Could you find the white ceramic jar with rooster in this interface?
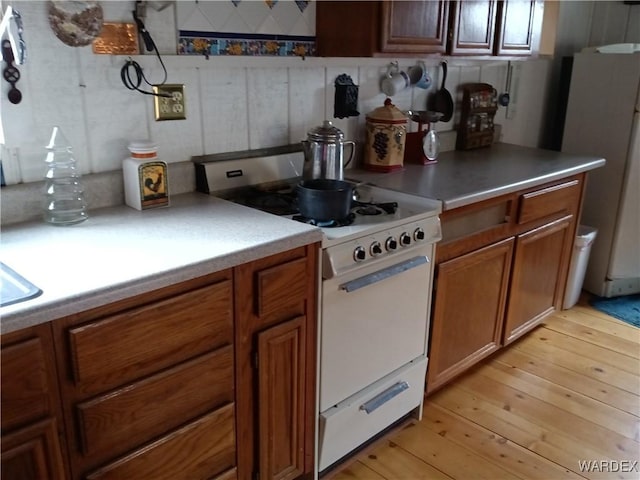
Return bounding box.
[123,140,169,210]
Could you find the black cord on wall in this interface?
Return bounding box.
[120,5,171,98]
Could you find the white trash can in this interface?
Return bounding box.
[563,225,598,309]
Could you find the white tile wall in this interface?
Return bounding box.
[176,0,315,37]
[247,66,289,148]
[288,66,326,143]
[200,67,249,153]
[1,0,550,194]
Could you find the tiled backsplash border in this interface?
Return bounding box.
[178,30,316,57]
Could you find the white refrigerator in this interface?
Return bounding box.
[562,52,640,298]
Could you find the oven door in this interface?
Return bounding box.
[319,244,435,412]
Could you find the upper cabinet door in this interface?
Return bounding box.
[449,0,498,56]
[315,0,543,58]
[495,0,543,55]
[380,0,449,54]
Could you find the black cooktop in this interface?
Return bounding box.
[226,183,398,226]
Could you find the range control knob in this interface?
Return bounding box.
[354,246,366,262]
[400,232,412,246]
[385,237,398,251]
[414,228,425,241]
[370,241,383,256]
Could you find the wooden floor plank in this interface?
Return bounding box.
[419,403,584,479]
[512,331,640,394]
[520,328,639,375]
[327,303,640,480]
[555,307,640,341]
[431,385,632,480]
[542,315,640,358]
[493,346,640,415]
[573,303,640,330]
[390,422,522,480]
[359,439,453,480]
[456,368,640,462]
[478,361,640,441]
[324,461,386,480]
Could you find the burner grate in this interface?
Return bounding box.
[353,201,398,215]
[225,182,406,227]
[292,213,356,228]
[229,187,298,216]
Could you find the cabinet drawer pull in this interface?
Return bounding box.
[360,381,409,414]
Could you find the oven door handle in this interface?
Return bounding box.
[360,381,410,414]
[339,256,429,293]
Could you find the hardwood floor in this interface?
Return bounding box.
[326,299,640,480]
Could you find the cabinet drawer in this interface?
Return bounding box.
[517,179,580,225]
[85,404,236,480]
[76,346,233,458]
[1,337,51,430]
[256,257,307,317]
[67,279,232,390]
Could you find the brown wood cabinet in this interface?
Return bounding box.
[504,215,573,344]
[53,269,237,480]
[1,324,67,480]
[1,244,319,480]
[380,1,450,55]
[235,245,318,480]
[495,0,543,56]
[316,0,543,57]
[449,0,498,55]
[427,237,513,391]
[426,174,584,394]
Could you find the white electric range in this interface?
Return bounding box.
[194,147,442,472]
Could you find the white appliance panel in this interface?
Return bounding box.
[318,356,428,472]
[319,245,433,412]
[562,52,640,297]
[608,112,640,281]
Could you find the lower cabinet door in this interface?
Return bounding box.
[85,404,236,480]
[427,237,514,393]
[257,316,306,480]
[503,215,573,345]
[1,418,66,480]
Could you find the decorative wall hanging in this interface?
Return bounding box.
[334,74,359,119]
[92,23,139,55]
[48,1,104,47]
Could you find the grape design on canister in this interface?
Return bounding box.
[373,131,389,160]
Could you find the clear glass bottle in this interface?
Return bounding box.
[43,126,88,225]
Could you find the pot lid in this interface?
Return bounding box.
[307,120,344,143]
[366,98,408,124]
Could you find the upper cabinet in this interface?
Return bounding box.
[495,0,543,55]
[449,0,498,55]
[379,1,450,54]
[316,0,544,58]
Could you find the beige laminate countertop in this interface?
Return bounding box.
[349,143,606,210]
[1,144,606,335]
[0,193,322,334]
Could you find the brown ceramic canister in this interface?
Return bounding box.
[364,98,408,172]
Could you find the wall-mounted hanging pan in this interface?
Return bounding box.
[428,61,454,122]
